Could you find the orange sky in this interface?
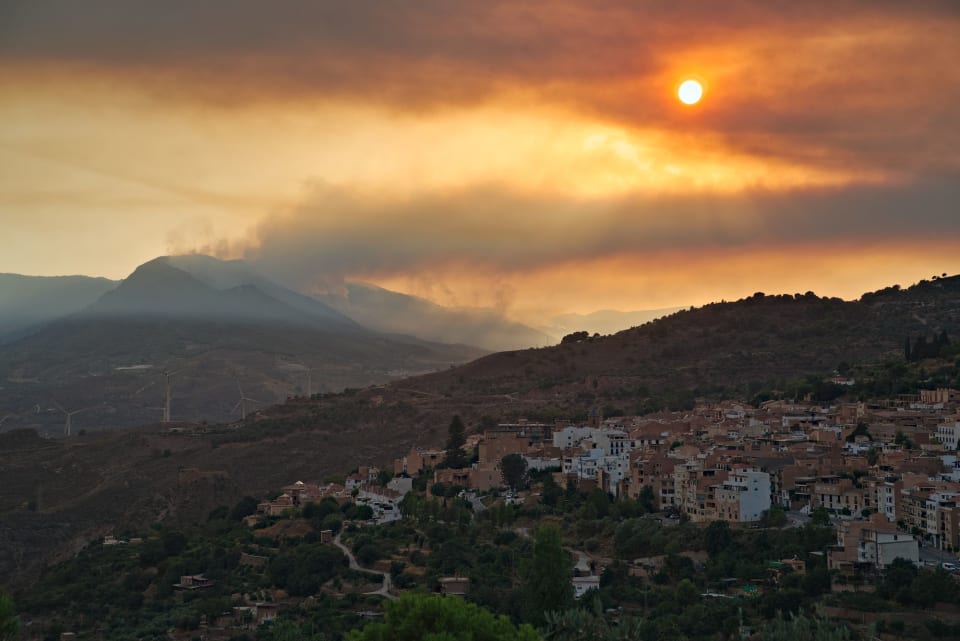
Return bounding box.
[1,1,959,321]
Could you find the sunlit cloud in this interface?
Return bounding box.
[225,179,960,318]
[0,1,958,315]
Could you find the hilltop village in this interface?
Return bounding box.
[14,386,960,641]
[261,387,960,569]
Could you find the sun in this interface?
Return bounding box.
[677,79,703,105]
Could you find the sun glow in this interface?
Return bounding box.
[677,79,703,105]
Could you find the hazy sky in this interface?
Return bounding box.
[2,1,959,320]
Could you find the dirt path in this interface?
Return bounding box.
[333,532,396,599]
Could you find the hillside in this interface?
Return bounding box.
[1,274,958,587]
[317,281,555,351]
[0,273,117,342]
[0,257,484,434]
[546,307,683,337]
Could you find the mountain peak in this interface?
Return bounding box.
[82,255,360,330]
[85,259,215,317]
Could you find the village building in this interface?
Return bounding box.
[829,513,919,573]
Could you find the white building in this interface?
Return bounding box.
[564,448,600,477]
[829,514,920,572]
[858,530,919,568]
[924,491,960,549]
[387,477,413,495]
[876,481,898,521]
[716,469,771,523]
[598,453,631,496]
[593,429,630,457]
[523,455,562,472]
[572,575,600,599]
[936,421,960,451]
[553,426,594,449]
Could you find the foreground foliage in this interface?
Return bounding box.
[762,612,851,641]
[345,593,540,641]
[0,593,17,641]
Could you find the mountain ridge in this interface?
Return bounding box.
[0,272,958,587]
[0,273,118,342]
[84,256,361,331]
[316,281,555,351]
[0,256,486,434]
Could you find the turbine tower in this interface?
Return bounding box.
[51,401,95,436]
[162,369,183,423]
[292,357,314,398]
[232,382,263,421]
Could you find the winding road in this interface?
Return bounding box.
[333,532,396,599]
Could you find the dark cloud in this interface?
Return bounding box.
[2,1,958,175]
[234,179,960,292]
[2,1,955,68]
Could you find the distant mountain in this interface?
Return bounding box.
[167,255,359,329]
[0,273,117,341]
[1,256,556,351]
[0,256,484,434]
[316,281,555,351]
[85,256,359,330]
[547,307,684,337]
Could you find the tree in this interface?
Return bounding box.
[0,593,17,641]
[846,421,871,442]
[501,453,529,491]
[230,495,259,521]
[543,597,645,641]
[866,447,880,467]
[522,525,573,625]
[705,520,733,557]
[910,568,959,607]
[346,593,540,641]
[304,497,340,522]
[445,415,468,468]
[321,513,344,534]
[894,431,914,450]
[269,544,347,596]
[802,566,832,597]
[265,617,327,641]
[762,612,850,641]
[638,485,657,513]
[561,331,590,344]
[810,507,831,527]
[878,558,918,603]
[376,468,393,487]
[675,578,699,606]
[763,505,789,528]
[161,529,188,555]
[541,474,562,507]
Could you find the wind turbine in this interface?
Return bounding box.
[232,382,263,421]
[161,369,183,423]
[51,401,96,436]
[292,357,315,398]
